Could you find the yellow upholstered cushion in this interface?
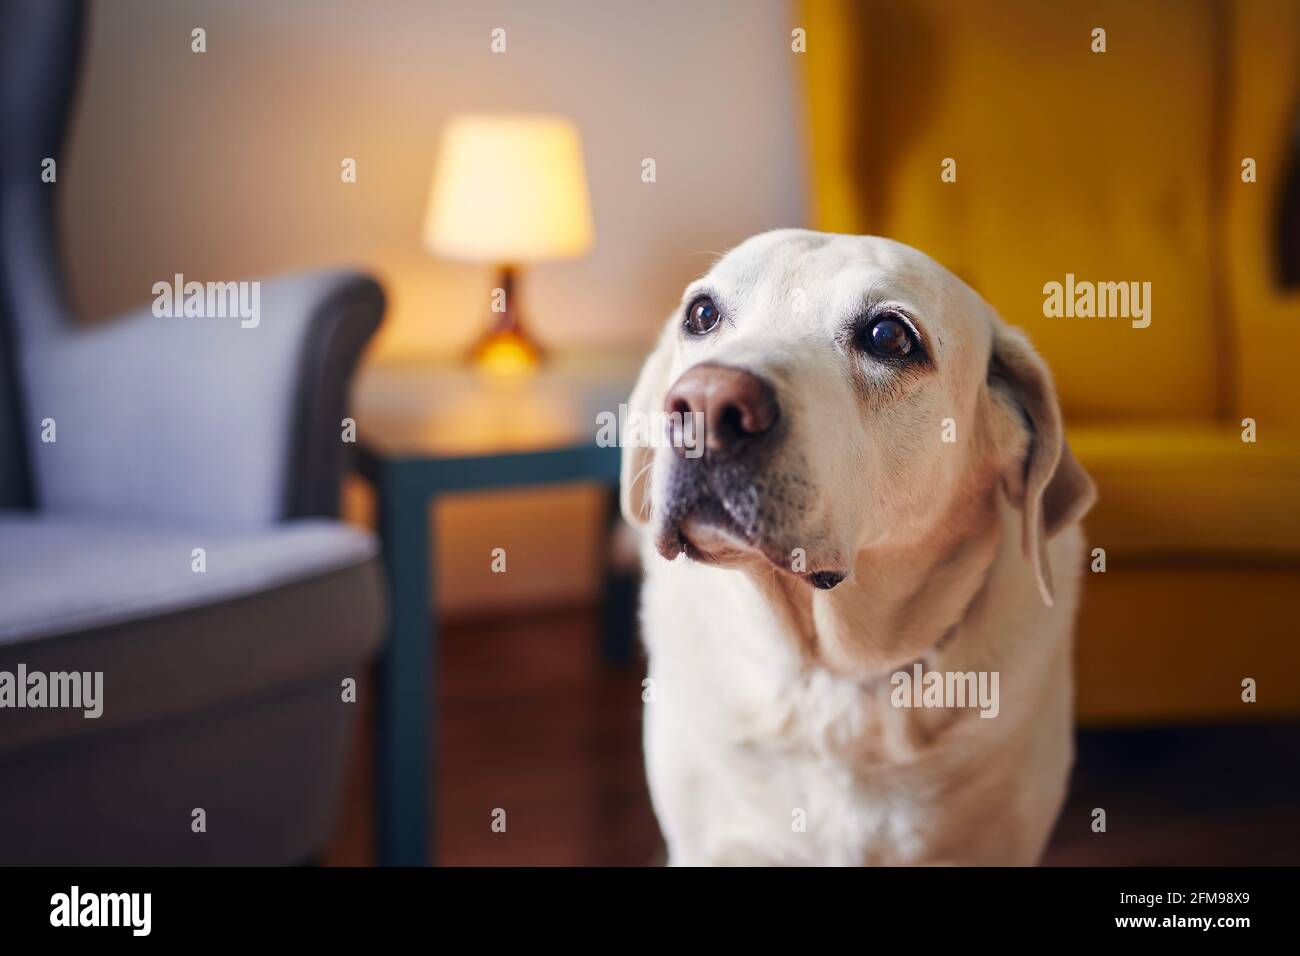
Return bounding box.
[1070,422,1300,558]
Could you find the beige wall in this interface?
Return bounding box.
[62,0,808,613]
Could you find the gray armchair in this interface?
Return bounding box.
[0,0,386,864]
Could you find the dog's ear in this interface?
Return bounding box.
[987,322,1096,607]
[620,321,677,531]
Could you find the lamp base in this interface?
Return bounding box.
[469,324,543,374]
[469,264,543,374]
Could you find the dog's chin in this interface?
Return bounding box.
[677,516,763,568]
[656,510,757,566]
[656,511,848,590]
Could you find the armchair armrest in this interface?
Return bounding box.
[22,269,383,526]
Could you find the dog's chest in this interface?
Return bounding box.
[741,672,958,863]
[642,564,978,864]
[651,655,964,865]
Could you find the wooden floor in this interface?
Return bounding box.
[324,605,1300,866]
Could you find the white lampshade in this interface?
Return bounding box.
[422,113,594,263]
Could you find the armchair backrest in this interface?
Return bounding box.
[0,0,85,507]
[804,0,1300,425]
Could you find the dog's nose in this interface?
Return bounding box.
[665,362,779,458]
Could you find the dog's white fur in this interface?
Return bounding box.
[622,230,1096,866]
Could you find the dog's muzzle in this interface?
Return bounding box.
[652,364,846,590]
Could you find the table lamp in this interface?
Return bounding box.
[423,113,594,373]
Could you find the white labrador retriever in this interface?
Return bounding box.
[621,230,1096,865]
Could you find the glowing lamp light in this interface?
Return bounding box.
[422,113,594,371]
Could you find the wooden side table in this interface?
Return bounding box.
[351,350,642,866]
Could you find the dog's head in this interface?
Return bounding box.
[621,230,1094,606]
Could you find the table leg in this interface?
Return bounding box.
[374,470,434,866]
[599,482,640,666]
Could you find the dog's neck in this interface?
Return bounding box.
[754,484,1008,680]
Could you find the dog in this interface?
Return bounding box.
[621,229,1096,865]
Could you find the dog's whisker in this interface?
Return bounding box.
[629,458,655,520]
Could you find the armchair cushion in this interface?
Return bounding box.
[20,269,382,526]
[0,510,376,645]
[1072,423,1300,559]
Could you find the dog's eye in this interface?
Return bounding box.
[859,313,915,357]
[684,296,721,336]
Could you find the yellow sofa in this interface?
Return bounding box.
[803,0,1300,723]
